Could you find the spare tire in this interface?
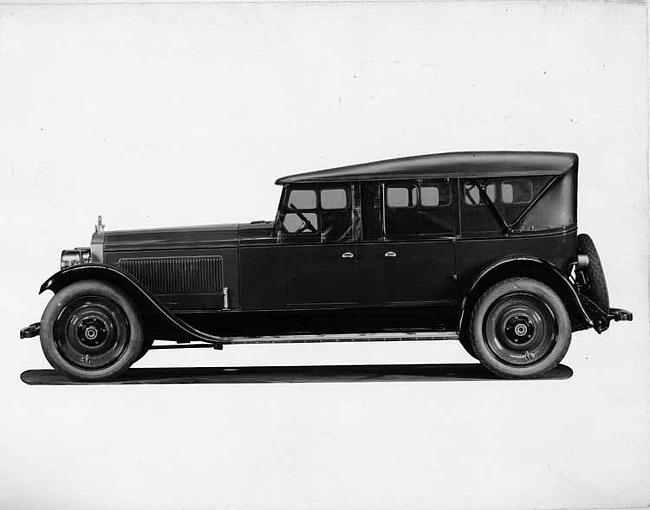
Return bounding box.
[577,233,609,312]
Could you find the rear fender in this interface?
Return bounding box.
[458,256,594,335]
[40,264,224,347]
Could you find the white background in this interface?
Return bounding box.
[0,1,648,509]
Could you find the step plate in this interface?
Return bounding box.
[221,331,459,345]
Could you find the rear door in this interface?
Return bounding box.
[357,180,457,305]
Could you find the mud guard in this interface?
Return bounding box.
[458,256,595,334]
[39,264,224,348]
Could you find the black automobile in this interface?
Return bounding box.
[21,151,632,381]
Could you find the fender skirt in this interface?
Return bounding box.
[39,264,224,348]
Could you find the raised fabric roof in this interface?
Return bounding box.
[275,151,578,185]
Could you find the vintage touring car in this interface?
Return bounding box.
[20,151,632,381]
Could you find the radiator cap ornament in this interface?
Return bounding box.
[95,215,105,234]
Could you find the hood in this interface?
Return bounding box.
[103,223,240,252]
[237,220,276,243]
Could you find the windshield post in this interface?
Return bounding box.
[273,185,288,241]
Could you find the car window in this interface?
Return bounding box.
[501,180,533,204]
[420,186,440,207]
[464,182,496,205]
[460,175,570,237]
[384,180,455,239]
[320,188,348,210]
[282,185,351,242]
[386,185,417,208]
[288,189,317,210]
[282,212,319,234]
[460,179,501,235]
[421,182,452,207]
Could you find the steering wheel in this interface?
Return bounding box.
[288,203,317,233]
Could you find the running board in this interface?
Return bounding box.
[220,331,459,345]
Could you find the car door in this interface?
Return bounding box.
[356,180,457,305]
[279,185,357,306]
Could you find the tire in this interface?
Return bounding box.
[136,337,155,363]
[458,329,478,359]
[577,233,609,312]
[40,280,144,381]
[470,277,571,379]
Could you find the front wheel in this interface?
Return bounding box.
[135,336,155,363]
[470,277,571,379]
[40,280,144,381]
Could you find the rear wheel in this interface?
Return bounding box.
[458,329,478,359]
[470,277,571,379]
[40,280,144,381]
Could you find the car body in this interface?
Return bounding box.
[21,151,632,380]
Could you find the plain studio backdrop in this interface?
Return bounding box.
[0,1,648,509]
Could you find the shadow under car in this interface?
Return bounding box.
[21,363,573,386]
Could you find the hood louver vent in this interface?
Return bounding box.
[119,256,223,294]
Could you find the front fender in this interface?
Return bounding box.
[458,256,594,334]
[40,264,224,346]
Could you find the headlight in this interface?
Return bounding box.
[61,248,91,270]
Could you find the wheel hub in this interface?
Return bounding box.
[504,314,535,344]
[483,293,558,367]
[77,317,108,347]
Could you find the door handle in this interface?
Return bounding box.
[384,251,397,258]
[341,252,354,259]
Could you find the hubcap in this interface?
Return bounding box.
[505,314,535,345]
[484,293,557,366]
[77,317,107,347]
[54,296,130,370]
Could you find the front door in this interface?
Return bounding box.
[281,244,356,305]
[279,184,357,306]
[357,180,458,305]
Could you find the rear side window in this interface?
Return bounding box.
[383,180,455,239]
[386,185,417,208]
[501,180,533,204]
[460,175,561,236]
[463,179,534,207]
[421,182,452,207]
[464,182,496,205]
[461,180,503,235]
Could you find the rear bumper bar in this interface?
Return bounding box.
[608,308,633,322]
[20,322,41,339]
[580,296,633,332]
